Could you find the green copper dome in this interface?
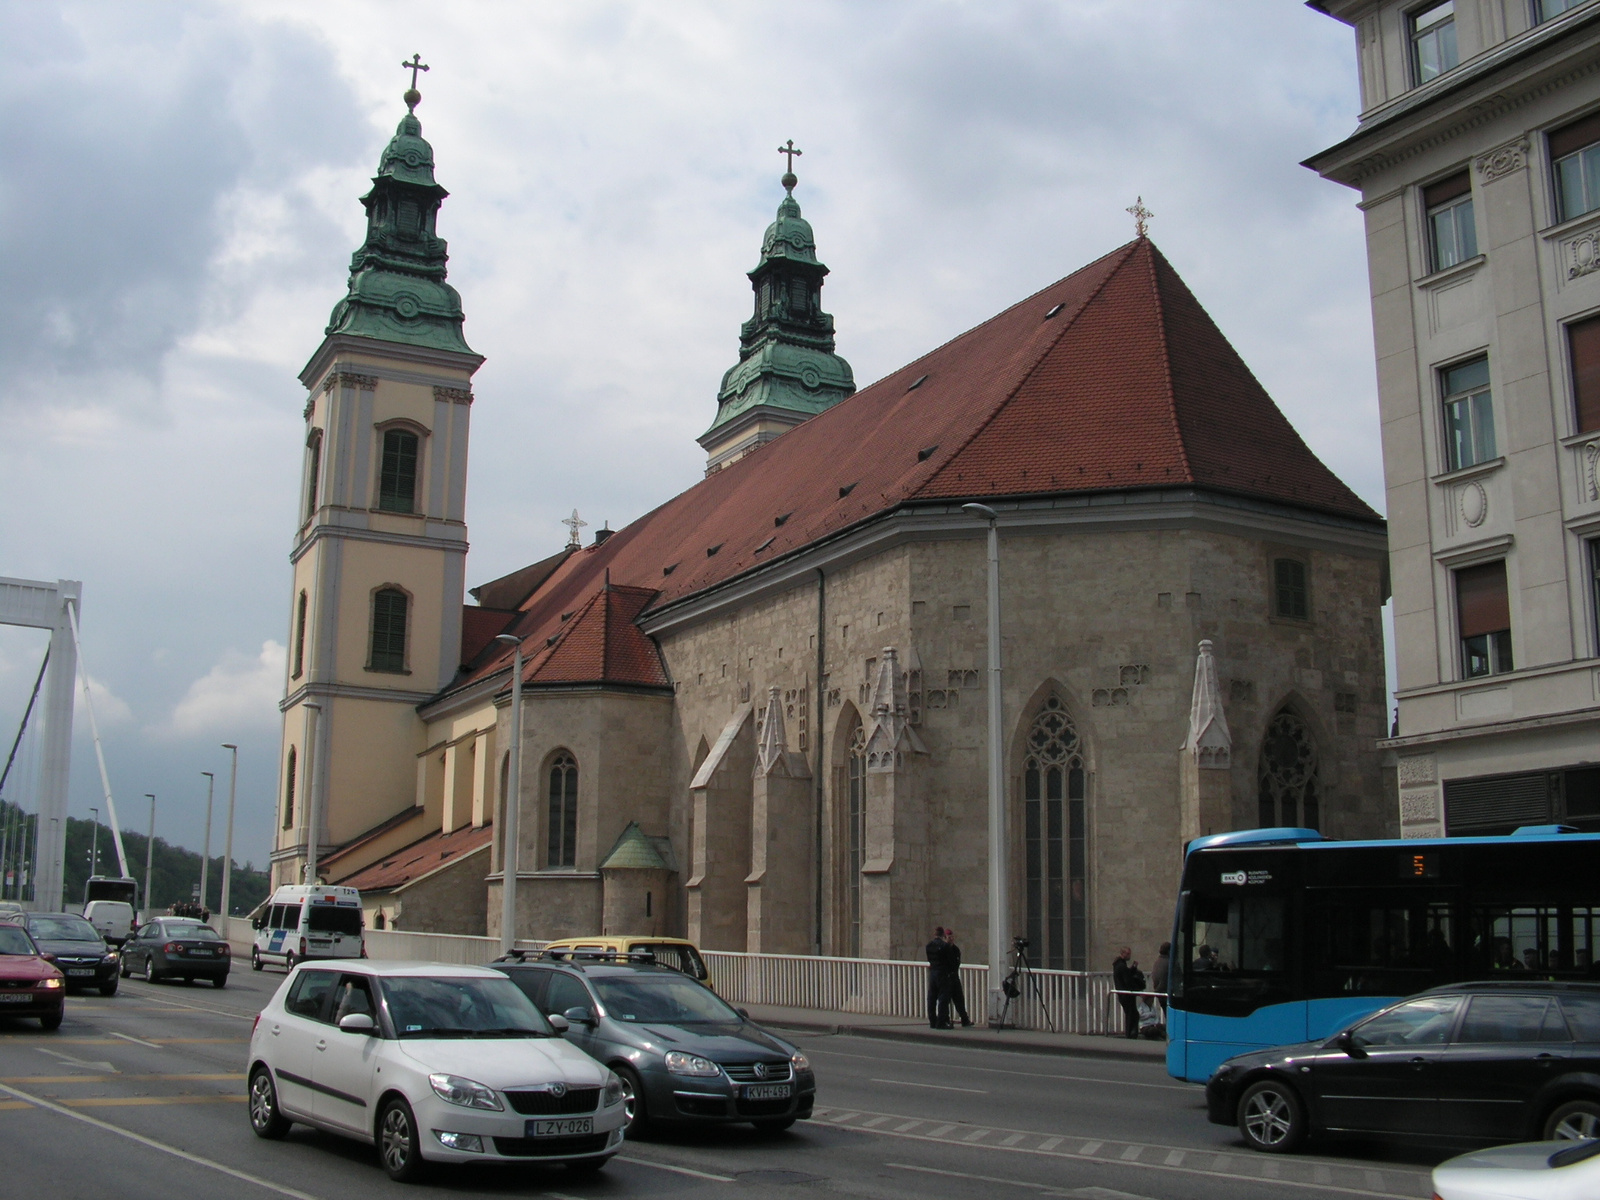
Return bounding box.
[324,97,475,356]
[760,194,818,264]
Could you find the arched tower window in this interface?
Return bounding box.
[547,752,578,868]
[369,589,409,673]
[283,746,297,830]
[292,591,308,680]
[1258,708,1319,829]
[378,428,419,513]
[844,717,867,958]
[304,430,323,522]
[1023,697,1086,971]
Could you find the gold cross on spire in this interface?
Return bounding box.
[777,140,803,173]
[1126,195,1153,239]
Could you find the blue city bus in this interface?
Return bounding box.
[1166,825,1600,1083]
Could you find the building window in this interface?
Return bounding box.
[1552,113,1600,222]
[1442,357,1496,471]
[304,430,322,522]
[292,591,308,680]
[1592,541,1600,655]
[1023,697,1086,971]
[1569,315,1600,434]
[368,588,408,673]
[1538,0,1586,21]
[1410,1,1457,85]
[1274,558,1310,620]
[1456,560,1514,678]
[546,752,578,868]
[1424,172,1476,271]
[1258,709,1319,829]
[282,747,297,830]
[845,718,867,958]
[377,428,419,513]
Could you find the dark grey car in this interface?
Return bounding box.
[490,957,814,1133]
[3,912,119,996]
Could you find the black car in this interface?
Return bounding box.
[3,912,119,996]
[491,954,815,1133]
[1207,980,1600,1152]
[120,918,231,987]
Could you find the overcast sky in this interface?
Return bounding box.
[0,1,1379,887]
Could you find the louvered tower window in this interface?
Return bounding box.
[378,429,419,513]
[369,589,408,673]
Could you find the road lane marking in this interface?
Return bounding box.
[1000,1133,1026,1145]
[1119,1145,1141,1160]
[0,1100,31,1110]
[1163,1150,1184,1165]
[109,1031,163,1049]
[1038,1136,1062,1151]
[0,1081,324,1199]
[116,992,257,1021]
[616,1156,734,1182]
[895,1120,923,1131]
[1078,1141,1102,1155]
[37,1048,117,1072]
[801,1044,1191,1091]
[871,1077,988,1093]
[887,1158,1407,1200]
[61,1096,244,1108]
[928,1123,957,1136]
[862,1115,890,1127]
[1,1074,242,1084]
[962,1128,991,1141]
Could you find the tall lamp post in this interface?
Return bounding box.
[302,703,323,884]
[220,744,237,920]
[199,772,215,913]
[88,808,100,877]
[143,794,156,920]
[962,502,1008,1025]
[494,633,524,956]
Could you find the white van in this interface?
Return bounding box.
[83,900,135,946]
[249,884,363,971]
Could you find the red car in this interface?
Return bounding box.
[0,922,65,1030]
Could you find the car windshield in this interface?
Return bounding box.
[307,905,362,935]
[29,916,101,942]
[0,927,38,955]
[165,924,221,940]
[383,976,553,1038]
[592,974,741,1024]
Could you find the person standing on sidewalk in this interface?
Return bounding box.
[1112,946,1140,1039]
[926,926,951,1028]
[943,928,973,1027]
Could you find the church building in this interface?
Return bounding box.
[273,84,1394,970]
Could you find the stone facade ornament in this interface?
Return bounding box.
[1475,136,1529,184]
[1568,229,1600,280]
[1396,754,1437,787]
[1458,480,1488,528]
[864,647,927,772]
[1182,640,1232,769]
[1586,439,1600,501]
[433,385,473,405]
[754,686,808,778]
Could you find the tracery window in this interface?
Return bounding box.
[547,752,578,869]
[1023,697,1086,971]
[845,718,867,958]
[1258,708,1319,829]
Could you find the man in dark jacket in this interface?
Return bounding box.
[1112,946,1140,1039]
[943,928,973,1027]
[926,927,951,1028]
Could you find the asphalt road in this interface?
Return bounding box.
[0,964,1448,1200]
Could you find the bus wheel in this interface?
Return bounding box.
[1237,1079,1306,1153]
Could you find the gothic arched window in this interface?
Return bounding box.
[369,589,409,673]
[1258,708,1319,829]
[378,428,419,513]
[1023,697,1087,971]
[547,752,578,868]
[845,718,867,958]
[282,746,297,830]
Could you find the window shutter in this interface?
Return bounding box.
[1570,316,1600,433]
[1549,112,1600,160]
[1456,560,1510,637]
[1444,771,1550,834]
[1422,171,1471,208]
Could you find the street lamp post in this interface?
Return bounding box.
[494,633,524,956]
[220,744,237,919]
[88,808,100,877]
[962,502,1008,1025]
[199,772,215,914]
[143,794,155,920]
[301,703,323,884]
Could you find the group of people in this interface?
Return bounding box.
[168,901,211,922]
[1112,942,1170,1040]
[924,926,973,1028]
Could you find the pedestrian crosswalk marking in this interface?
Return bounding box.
[1037,1136,1061,1151]
[894,1120,922,1132]
[1163,1150,1183,1165]
[927,1123,957,1137]
[999,1133,1025,1146]
[862,1116,890,1127]
[1119,1145,1141,1160]
[1077,1141,1102,1156]
[961,1128,989,1142]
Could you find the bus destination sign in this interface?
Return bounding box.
[1399,851,1440,880]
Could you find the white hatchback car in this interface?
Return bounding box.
[248,961,626,1180]
[1433,1139,1600,1200]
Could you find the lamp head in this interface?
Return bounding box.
[494,633,522,646]
[221,743,236,751]
[201,771,214,779]
[961,502,998,522]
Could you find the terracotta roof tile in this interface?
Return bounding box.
[331,821,494,894]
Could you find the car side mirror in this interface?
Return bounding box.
[547,1014,570,1033]
[736,1007,750,1020]
[41,952,56,963]
[337,1013,375,1034]
[252,917,264,930]
[1334,1030,1366,1059]
[563,1006,595,1026]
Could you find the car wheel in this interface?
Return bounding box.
[248,1066,292,1140]
[213,975,228,989]
[99,980,118,998]
[377,1096,426,1182]
[1544,1098,1600,1141]
[1237,1078,1306,1153]
[251,948,263,972]
[614,1065,650,1135]
[39,1009,62,1032]
[752,1117,796,1133]
[284,951,296,973]
[119,957,131,979]
[565,1156,612,1172]
[146,956,162,983]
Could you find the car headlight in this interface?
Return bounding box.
[103,953,119,963]
[663,1051,720,1077]
[791,1052,811,1072]
[603,1072,625,1107]
[428,1073,503,1110]
[41,978,64,990]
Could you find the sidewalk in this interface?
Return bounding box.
[739,1002,1168,1062]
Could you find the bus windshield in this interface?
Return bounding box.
[1176,891,1290,1017]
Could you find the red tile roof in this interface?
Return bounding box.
[452,239,1378,696]
[514,582,670,690]
[331,821,494,894]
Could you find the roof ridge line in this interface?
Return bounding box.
[914,240,1145,497]
[1143,242,1194,482]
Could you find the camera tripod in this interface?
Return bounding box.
[997,936,1055,1031]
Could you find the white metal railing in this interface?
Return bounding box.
[704,950,1117,1034]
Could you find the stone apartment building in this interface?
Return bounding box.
[1308,0,1600,835]
[275,82,1393,969]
